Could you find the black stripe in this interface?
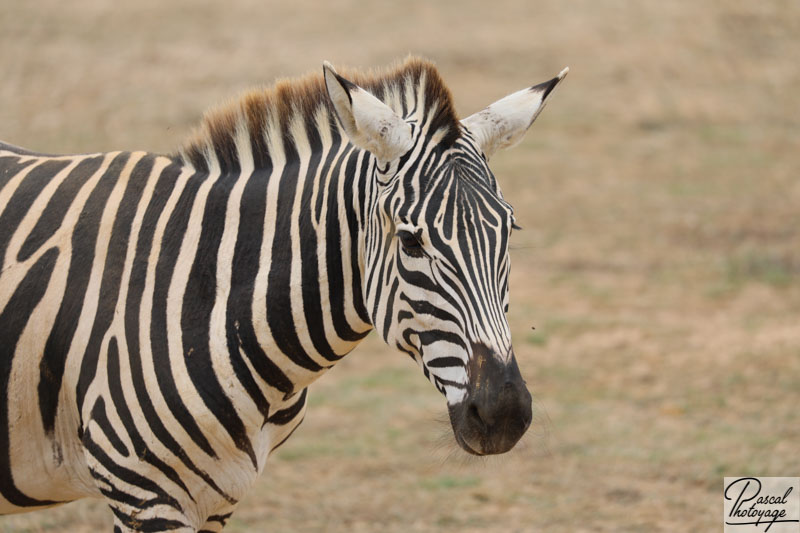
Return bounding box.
[399,293,461,325]
[314,125,340,221]
[0,156,36,194]
[266,389,307,426]
[109,506,188,532]
[212,126,241,176]
[0,159,69,267]
[426,356,465,368]
[433,376,467,391]
[416,330,467,350]
[382,277,399,341]
[88,397,129,458]
[18,155,104,262]
[206,512,233,523]
[0,247,61,507]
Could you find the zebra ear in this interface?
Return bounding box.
[323,61,413,163]
[461,67,569,160]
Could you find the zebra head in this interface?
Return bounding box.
[324,62,567,456]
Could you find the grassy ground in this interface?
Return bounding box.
[2,1,798,531]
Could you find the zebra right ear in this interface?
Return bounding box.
[323,61,413,163]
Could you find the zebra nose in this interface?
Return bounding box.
[463,378,532,454]
[449,345,533,455]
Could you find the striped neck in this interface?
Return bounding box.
[172,57,462,392]
[203,125,377,395]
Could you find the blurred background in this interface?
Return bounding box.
[2,1,798,531]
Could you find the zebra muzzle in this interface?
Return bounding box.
[448,344,532,455]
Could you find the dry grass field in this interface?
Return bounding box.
[2,1,799,531]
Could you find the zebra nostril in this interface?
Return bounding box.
[468,401,497,429]
[467,403,485,428]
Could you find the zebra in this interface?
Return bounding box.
[0,57,567,531]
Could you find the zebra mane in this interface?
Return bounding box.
[178,56,461,173]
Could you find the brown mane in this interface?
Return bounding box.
[177,57,460,173]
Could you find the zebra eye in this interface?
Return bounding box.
[397,230,424,258]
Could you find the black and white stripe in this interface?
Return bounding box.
[0,57,567,531]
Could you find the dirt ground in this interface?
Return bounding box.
[1,1,798,531]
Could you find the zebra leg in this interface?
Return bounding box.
[81,423,195,531]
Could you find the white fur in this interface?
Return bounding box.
[323,62,414,163]
[461,67,569,160]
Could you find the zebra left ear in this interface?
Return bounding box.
[461,67,569,160]
[323,61,414,163]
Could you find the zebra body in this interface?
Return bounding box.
[0,58,567,531]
